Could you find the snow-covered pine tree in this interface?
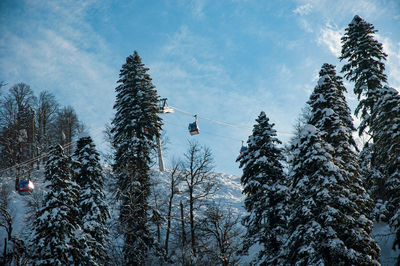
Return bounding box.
[111,50,163,265]
[307,63,373,216]
[340,15,387,135]
[281,125,380,265]
[32,145,93,265]
[370,86,400,237]
[340,14,389,218]
[237,111,289,265]
[73,136,110,265]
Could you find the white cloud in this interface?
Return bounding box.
[298,18,314,33]
[190,0,206,19]
[0,0,116,146]
[293,3,313,16]
[317,24,342,57]
[378,34,400,89]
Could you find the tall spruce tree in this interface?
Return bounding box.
[307,63,373,216]
[111,50,163,265]
[281,125,380,265]
[340,15,387,135]
[340,14,390,217]
[32,145,93,265]
[370,86,400,215]
[369,86,400,262]
[237,111,289,264]
[73,136,110,265]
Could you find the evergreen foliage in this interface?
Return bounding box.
[340,15,387,135]
[340,14,395,223]
[111,50,163,265]
[237,111,288,264]
[282,125,380,265]
[370,86,400,215]
[369,86,400,261]
[73,136,110,265]
[307,63,373,216]
[32,145,93,265]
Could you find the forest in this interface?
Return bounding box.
[0,14,400,265]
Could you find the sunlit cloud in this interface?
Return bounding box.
[293,3,313,16]
[0,0,116,147]
[378,34,400,90]
[317,24,342,57]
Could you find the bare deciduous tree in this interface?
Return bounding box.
[164,159,184,257]
[182,140,218,259]
[0,83,37,169]
[36,91,59,154]
[198,204,243,266]
[54,106,82,154]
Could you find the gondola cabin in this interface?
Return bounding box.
[18,179,34,195]
[188,121,200,135]
[240,145,248,154]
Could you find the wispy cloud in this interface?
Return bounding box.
[293,3,313,16]
[190,0,206,19]
[0,0,116,144]
[317,24,343,57]
[378,34,400,89]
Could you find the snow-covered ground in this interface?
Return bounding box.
[373,222,397,265]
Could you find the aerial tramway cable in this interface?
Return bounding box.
[169,104,294,136]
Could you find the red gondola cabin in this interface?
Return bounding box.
[188,121,200,135]
[18,179,34,195]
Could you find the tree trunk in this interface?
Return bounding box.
[189,187,195,257]
[165,194,173,256]
[180,201,186,266]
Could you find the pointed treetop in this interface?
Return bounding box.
[319,63,336,76]
[76,136,93,150]
[256,111,269,123]
[350,15,363,25]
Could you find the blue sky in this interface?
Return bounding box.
[1,0,399,175]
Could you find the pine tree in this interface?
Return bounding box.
[370,86,400,258]
[111,50,163,265]
[340,15,390,219]
[340,15,387,135]
[281,125,380,265]
[73,136,110,265]
[307,63,373,216]
[32,145,93,265]
[237,111,289,264]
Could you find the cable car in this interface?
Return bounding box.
[188,115,200,135]
[240,141,248,154]
[18,178,34,195]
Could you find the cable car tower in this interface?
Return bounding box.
[158,98,174,172]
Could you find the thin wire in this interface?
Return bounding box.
[167,121,244,142]
[170,106,250,129]
[0,141,77,176]
[169,105,294,136]
[0,129,105,176]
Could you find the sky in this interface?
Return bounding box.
[0,0,399,176]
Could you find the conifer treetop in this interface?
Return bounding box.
[340,15,387,133]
